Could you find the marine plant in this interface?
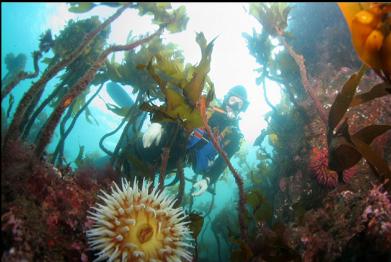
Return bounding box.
[3,4,129,152]
[2,3,189,159]
[35,38,162,157]
[209,205,241,261]
[326,65,391,185]
[138,32,216,131]
[186,212,204,261]
[95,38,180,173]
[1,30,53,101]
[243,3,312,245]
[338,3,391,82]
[326,3,391,185]
[22,17,110,164]
[50,83,105,167]
[21,16,109,138]
[2,53,27,90]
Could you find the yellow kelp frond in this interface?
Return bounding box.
[338,3,371,30]
[183,32,217,107]
[139,33,216,131]
[338,3,391,77]
[248,3,291,36]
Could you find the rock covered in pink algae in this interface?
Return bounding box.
[361,181,391,250]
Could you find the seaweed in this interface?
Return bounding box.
[1,51,41,102]
[338,3,391,81]
[51,83,104,167]
[138,32,216,131]
[2,29,53,101]
[3,4,131,153]
[3,3,190,160]
[327,65,391,185]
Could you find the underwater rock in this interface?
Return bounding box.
[1,140,125,261]
[282,182,391,261]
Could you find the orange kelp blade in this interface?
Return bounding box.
[338,3,371,31]
[338,3,391,76]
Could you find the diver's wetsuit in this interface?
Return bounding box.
[186,106,243,187]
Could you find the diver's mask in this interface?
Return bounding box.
[226,96,244,119]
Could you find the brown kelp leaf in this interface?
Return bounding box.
[146,58,167,93]
[127,154,152,174]
[105,103,131,117]
[350,82,391,107]
[291,202,306,223]
[231,240,253,262]
[164,88,203,129]
[350,135,391,179]
[352,125,391,145]
[164,5,189,34]
[42,57,54,65]
[6,93,14,118]
[246,189,272,222]
[183,33,216,107]
[328,65,366,131]
[188,213,204,240]
[338,3,390,73]
[246,189,265,209]
[139,102,174,123]
[204,76,216,104]
[101,3,122,8]
[249,171,263,184]
[74,145,85,168]
[70,94,87,117]
[85,107,99,126]
[328,119,362,172]
[105,61,123,82]
[328,136,362,172]
[154,53,184,84]
[139,102,156,113]
[254,202,273,222]
[68,3,96,13]
[136,63,146,70]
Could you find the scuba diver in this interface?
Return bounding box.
[103,83,249,196]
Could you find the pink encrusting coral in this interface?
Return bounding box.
[309,147,357,187]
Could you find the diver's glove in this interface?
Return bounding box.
[142,123,163,148]
[192,177,210,196]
